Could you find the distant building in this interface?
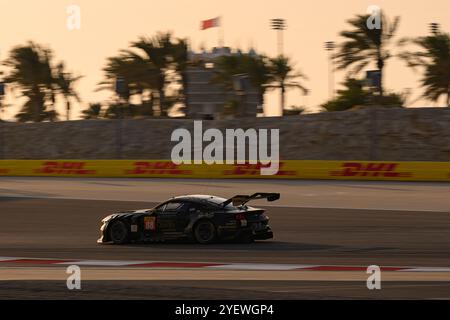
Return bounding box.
[185,47,262,119]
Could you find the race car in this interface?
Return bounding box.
[98,193,280,244]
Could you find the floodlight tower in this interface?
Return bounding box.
[324,41,336,99]
[271,18,287,57]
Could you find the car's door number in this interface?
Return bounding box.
[144,217,156,231]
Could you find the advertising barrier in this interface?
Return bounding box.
[0,160,450,181]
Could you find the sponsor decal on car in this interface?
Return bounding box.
[330,162,413,178]
[144,217,156,231]
[34,161,96,175]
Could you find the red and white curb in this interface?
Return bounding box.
[1,257,450,272]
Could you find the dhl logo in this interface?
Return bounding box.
[0,168,9,174]
[34,161,96,175]
[126,161,193,175]
[330,162,413,178]
[224,163,296,176]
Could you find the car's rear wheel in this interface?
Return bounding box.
[193,220,217,244]
[109,221,130,244]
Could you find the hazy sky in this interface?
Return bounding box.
[0,0,449,120]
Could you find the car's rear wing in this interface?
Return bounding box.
[222,193,281,207]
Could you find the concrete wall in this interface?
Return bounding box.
[1,107,449,161]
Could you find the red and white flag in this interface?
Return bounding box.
[201,17,220,30]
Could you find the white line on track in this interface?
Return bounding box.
[56,260,153,266]
[1,257,450,272]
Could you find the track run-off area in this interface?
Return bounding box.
[1,177,450,299]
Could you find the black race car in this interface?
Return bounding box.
[98,193,280,244]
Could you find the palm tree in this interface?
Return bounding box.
[100,33,188,118]
[213,53,272,108]
[3,42,57,122]
[130,33,173,116]
[55,62,82,121]
[334,13,400,97]
[268,56,307,114]
[81,103,103,119]
[322,77,405,112]
[170,38,189,107]
[399,29,450,107]
[246,55,273,108]
[213,54,242,90]
[99,54,151,103]
[321,78,369,112]
[0,74,6,120]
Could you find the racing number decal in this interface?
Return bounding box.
[144,217,156,231]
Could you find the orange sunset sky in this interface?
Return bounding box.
[0,0,449,119]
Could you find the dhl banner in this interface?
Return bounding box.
[0,160,449,181]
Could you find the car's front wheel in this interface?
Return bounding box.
[109,221,130,244]
[193,220,217,244]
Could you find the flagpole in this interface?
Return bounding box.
[218,16,224,47]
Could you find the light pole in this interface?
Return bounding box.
[114,77,126,159]
[0,82,4,114]
[271,19,286,57]
[0,82,4,159]
[324,41,335,100]
[430,22,440,35]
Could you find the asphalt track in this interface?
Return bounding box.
[1,178,450,299]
